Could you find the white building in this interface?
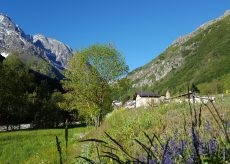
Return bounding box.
[133,91,161,108]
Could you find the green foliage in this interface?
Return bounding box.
[130,15,230,95]
[220,73,230,92]
[29,59,57,78]
[111,78,132,102]
[0,53,67,129]
[62,44,129,127]
[78,97,230,163]
[0,53,33,128]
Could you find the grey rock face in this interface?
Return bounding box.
[33,34,73,68]
[0,13,73,71]
[128,52,184,88]
[0,13,46,60]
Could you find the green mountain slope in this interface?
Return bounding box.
[128,11,230,94]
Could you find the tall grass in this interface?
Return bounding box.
[77,95,230,163]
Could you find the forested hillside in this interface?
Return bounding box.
[128,11,230,95]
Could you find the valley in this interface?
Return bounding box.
[0,6,230,164]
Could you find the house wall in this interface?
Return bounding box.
[136,95,160,108]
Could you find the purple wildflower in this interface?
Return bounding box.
[198,139,206,154]
[149,159,158,164]
[169,139,180,157]
[164,151,172,164]
[191,128,200,154]
[208,137,218,154]
[181,140,187,151]
[187,156,194,164]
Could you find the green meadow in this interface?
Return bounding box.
[0,127,91,164]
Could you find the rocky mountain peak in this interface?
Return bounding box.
[32,34,73,67]
[0,13,42,59]
[0,13,10,22]
[0,13,73,72]
[0,13,74,78]
[0,13,26,38]
[224,10,230,16]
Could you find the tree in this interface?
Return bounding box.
[111,78,132,102]
[0,53,33,130]
[0,53,68,129]
[63,44,129,127]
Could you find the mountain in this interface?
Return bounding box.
[32,34,73,69]
[0,13,73,78]
[0,14,46,60]
[127,10,230,94]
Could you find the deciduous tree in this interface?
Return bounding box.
[62,44,128,127]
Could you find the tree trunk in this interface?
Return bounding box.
[94,116,100,129]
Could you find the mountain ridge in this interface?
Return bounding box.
[32,34,73,68]
[127,10,230,94]
[0,13,73,77]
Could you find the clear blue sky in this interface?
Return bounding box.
[0,0,229,71]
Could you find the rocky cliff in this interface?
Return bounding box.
[0,13,73,77]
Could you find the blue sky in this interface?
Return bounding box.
[0,0,229,71]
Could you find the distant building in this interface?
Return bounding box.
[133,91,161,108]
[165,90,171,99]
[170,91,215,104]
[112,100,122,109]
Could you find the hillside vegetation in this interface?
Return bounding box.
[76,95,230,163]
[128,12,230,95]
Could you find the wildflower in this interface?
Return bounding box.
[208,137,218,154]
[164,151,172,164]
[198,139,205,154]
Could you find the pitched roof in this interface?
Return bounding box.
[136,91,160,98]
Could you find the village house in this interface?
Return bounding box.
[170,91,215,104]
[117,90,215,110]
[133,91,162,108]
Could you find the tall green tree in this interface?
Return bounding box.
[111,78,132,102]
[63,44,128,127]
[0,53,33,130]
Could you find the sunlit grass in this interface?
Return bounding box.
[77,95,230,162]
[0,127,91,164]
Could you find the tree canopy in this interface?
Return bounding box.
[0,53,68,130]
[62,44,129,127]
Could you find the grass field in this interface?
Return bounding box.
[0,126,91,164]
[1,95,230,163]
[76,95,230,163]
